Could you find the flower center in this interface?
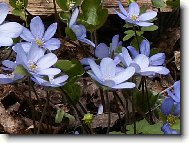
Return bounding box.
[28,61,38,71]
[130,15,138,21]
[35,39,44,47]
[167,115,177,126]
[8,73,15,80]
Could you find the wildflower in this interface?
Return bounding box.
[31,75,68,87]
[95,34,122,59]
[69,8,95,47]
[119,40,169,76]
[161,123,178,134]
[14,43,61,76]
[115,1,157,27]
[87,57,135,89]
[0,2,23,47]
[20,16,60,51]
[161,81,180,116]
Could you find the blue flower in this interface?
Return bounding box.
[161,123,179,135]
[69,8,95,47]
[87,57,135,89]
[161,81,180,116]
[0,3,23,47]
[14,43,61,76]
[0,60,24,84]
[118,40,170,76]
[95,34,122,59]
[31,75,68,87]
[115,1,157,27]
[20,16,60,51]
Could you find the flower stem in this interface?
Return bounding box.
[132,25,140,50]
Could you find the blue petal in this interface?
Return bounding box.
[128,2,140,16]
[51,75,68,84]
[2,60,17,70]
[43,23,57,41]
[161,97,174,116]
[44,38,61,51]
[140,40,150,57]
[127,46,139,58]
[138,11,157,21]
[155,66,170,75]
[111,34,120,52]
[115,10,127,20]
[69,8,79,27]
[88,59,102,80]
[37,53,58,70]
[20,27,35,42]
[112,66,135,84]
[95,43,109,59]
[0,22,23,38]
[173,103,180,116]
[133,54,150,70]
[172,80,180,102]
[122,47,133,66]
[118,1,128,16]
[37,68,61,76]
[112,82,135,89]
[79,38,95,47]
[100,58,116,80]
[150,53,165,66]
[30,16,45,39]
[0,3,9,24]
[0,37,13,47]
[135,21,154,27]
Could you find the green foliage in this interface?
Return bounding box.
[171,119,180,130]
[59,11,71,24]
[133,89,159,113]
[65,27,77,40]
[141,25,158,32]
[14,65,28,76]
[82,113,94,125]
[151,0,166,8]
[127,119,163,134]
[56,0,82,11]
[79,0,108,32]
[130,36,144,50]
[109,131,125,134]
[9,0,28,21]
[123,30,144,41]
[55,60,84,78]
[63,82,81,103]
[166,0,180,9]
[55,109,65,123]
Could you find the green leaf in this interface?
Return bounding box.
[14,65,28,76]
[56,0,69,11]
[109,131,125,134]
[9,0,28,9]
[141,25,158,32]
[55,109,65,123]
[127,119,163,134]
[65,27,77,40]
[63,82,81,103]
[59,11,71,24]
[166,0,180,9]
[64,113,76,124]
[151,0,166,8]
[123,34,134,41]
[55,60,84,78]
[130,36,144,50]
[79,0,108,32]
[12,9,27,21]
[171,119,180,130]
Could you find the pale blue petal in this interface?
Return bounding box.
[127,46,139,58]
[140,40,150,57]
[128,2,140,16]
[161,97,174,116]
[95,43,109,59]
[37,53,58,69]
[115,10,127,20]
[112,66,135,84]
[69,7,79,27]
[97,104,103,115]
[0,22,23,38]
[138,11,157,21]
[111,34,119,52]
[43,23,57,41]
[155,66,170,75]
[0,36,13,47]
[30,16,45,39]
[2,60,17,69]
[112,82,135,89]
[18,42,32,53]
[150,53,165,66]
[20,27,35,42]
[136,21,154,27]
[43,38,60,51]
[88,59,102,80]
[52,75,68,84]
[118,1,128,16]
[27,44,45,62]
[79,38,95,47]
[87,71,103,85]
[37,68,61,76]
[133,54,150,70]
[0,3,9,24]
[122,47,133,66]
[103,80,116,88]
[100,58,116,80]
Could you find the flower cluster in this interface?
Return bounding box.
[161,81,180,134]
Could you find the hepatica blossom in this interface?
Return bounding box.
[119,40,170,76]
[20,16,60,51]
[69,8,95,47]
[87,58,135,89]
[95,34,122,59]
[115,1,157,27]
[161,80,180,116]
[161,123,178,135]
[14,43,61,76]
[0,2,23,47]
